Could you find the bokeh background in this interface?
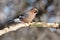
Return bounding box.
[0,0,60,24]
[0,0,60,40]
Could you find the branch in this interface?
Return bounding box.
[30,22,59,28]
[0,22,59,36]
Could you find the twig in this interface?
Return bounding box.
[0,22,59,36]
[30,22,59,28]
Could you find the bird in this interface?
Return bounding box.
[19,8,38,23]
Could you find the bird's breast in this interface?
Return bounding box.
[21,12,36,23]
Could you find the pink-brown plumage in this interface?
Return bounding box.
[19,8,38,23]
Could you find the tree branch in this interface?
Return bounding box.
[0,22,59,36]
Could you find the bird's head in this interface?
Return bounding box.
[30,8,38,14]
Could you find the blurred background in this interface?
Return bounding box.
[0,0,60,40]
[0,0,60,24]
